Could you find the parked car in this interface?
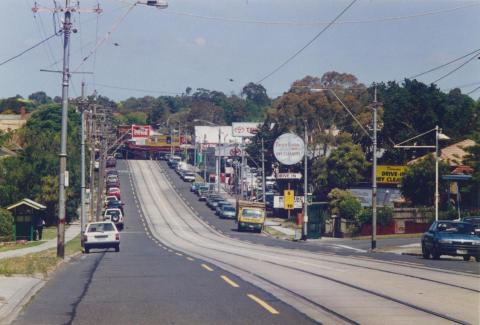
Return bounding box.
[461,216,480,229]
[220,205,236,219]
[215,201,230,215]
[421,221,480,261]
[103,208,124,230]
[209,197,225,210]
[107,187,121,200]
[206,195,222,208]
[106,156,116,168]
[183,172,196,182]
[83,221,120,253]
[106,200,124,214]
[191,182,202,192]
[106,169,118,177]
[198,189,208,201]
[195,184,209,195]
[104,195,119,207]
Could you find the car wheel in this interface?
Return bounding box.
[237,224,242,232]
[463,255,471,262]
[475,256,480,263]
[115,245,120,252]
[421,243,430,259]
[432,245,441,260]
[85,247,90,254]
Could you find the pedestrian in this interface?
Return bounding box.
[36,217,45,240]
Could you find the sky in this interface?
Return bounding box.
[0,0,479,101]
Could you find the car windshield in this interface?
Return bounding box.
[436,222,474,235]
[242,209,262,218]
[88,223,115,232]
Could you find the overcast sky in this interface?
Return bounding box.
[0,0,479,100]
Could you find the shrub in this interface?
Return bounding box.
[0,208,14,242]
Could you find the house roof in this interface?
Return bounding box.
[408,139,476,167]
[6,198,46,210]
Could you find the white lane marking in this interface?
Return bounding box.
[186,257,195,261]
[330,244,368,253]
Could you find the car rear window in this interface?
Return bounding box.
[242,209,262,218]
[88,223,115,232]
[106,210,120,217]
[224,207,235,212]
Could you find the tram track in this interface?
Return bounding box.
[129,160,477,325]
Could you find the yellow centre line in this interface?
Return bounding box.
[201,264,214,272]
[221,275,239,288]
[175,252,183,256]
[247,294,279,315]
[186,257,195,261]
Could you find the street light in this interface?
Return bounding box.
[310,87,379,249]
[394,126,450,221]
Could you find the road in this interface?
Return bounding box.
[12,161,312,325]
[159,160,479,274]
[127,160,478,324]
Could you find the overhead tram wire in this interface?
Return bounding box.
[0,31,62,67]
[431,51,480,84]
[93,83,181,95]
[408,48,480,79]
[257,0,357,84]
[159,3,479,27]
[73,3,137,73]
[466,85,480,96]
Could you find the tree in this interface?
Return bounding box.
[327,188,362,220]
[0,208,13,241]
[28,91,52,105]
[313,141,369,192]
[241,83,270,107]
[401,154,449,206]
[463,141,480,209]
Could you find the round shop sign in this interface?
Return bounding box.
[273,133,305,165]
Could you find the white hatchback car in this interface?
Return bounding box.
[103,208,124,230]
[83,221,120,253]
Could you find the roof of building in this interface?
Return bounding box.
[6,198,46,211]
[408,139,476,166]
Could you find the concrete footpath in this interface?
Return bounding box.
[0,223,80,324]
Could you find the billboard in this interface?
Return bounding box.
[131,125,151,138]
[232,122,261,137]
[376,165,407,184]
[273,133,305,165]
[274,196,303,209]
[215,144,243,157]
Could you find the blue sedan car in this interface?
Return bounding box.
[422,221,480,261]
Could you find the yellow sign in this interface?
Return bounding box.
[376,165,406,184]
[284,190,295,209]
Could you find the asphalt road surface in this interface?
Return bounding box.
[159,160,480,275]
[12,162,313,325]
[126,160,479,324]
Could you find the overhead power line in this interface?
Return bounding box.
[94,82,182,95]
[257,0,357,84]
[408,48,480,79]
[466,85,480,96]
[432,52,480,84]
[0,31,62,67]
[162,3,479,26]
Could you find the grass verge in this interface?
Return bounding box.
[41,227,59,241]
[0,241,44,253]
[0,235,82,277]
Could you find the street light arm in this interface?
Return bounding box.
[328,90,372,139]
[393,127,436,147]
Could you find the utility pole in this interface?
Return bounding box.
[240,137,245,199]
[217,128,221,193]
[371,86,378,250]
[96,113,106,221]
[56,3,72,259]
[303,120,309,240]
[80,81,87,234]
[89,102,97,222]
[203,135,207,182]
[32,2,102,259]
[261,138,266,204]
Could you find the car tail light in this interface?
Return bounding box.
[115,233,120,240]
